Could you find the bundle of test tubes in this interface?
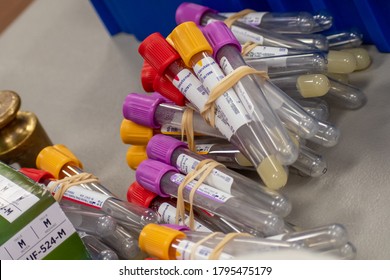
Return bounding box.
[118,2,373,260]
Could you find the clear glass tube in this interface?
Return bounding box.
[200,12,317,50]
[257,76,320,139]
[218,11,332,34]
[101,225,144,260]
[322,76,367,110]
[154,103,224,139]
[246,50,357,75]
[78,232,119,260]
[288,33,329,51]
[270,74,330,98]
[158,170,285,236]
[167,145,291,217]
[164,52,287,190]
[215,44,298,166]
[139,224,300,260]
[295,98,330,121]
[63,207,118,238]
[327,30,363,50]
[194,142,327,178]
[43,179,160,231]
[307,120,340,147]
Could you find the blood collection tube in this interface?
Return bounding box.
[267,223,349,252]
[36,144,115,197]
[327,30,364,50]
[322,76,367,110]
[197,22,299,166]
[175,2,317,51]
[193,140,327,178]
[128,181,256,235]
[78,232,119,260]
[141,61,157,92]
[122,93,224,140]
[201,21,320,140]
[246,51,357,75]
[139,33,288,190]
[136,159,285,236]
[138,224,303,260]
[270,74,331,98]
[295,98,330,121]
[217,10,332,34]
[146,134,291,217]
[169,22,295,189]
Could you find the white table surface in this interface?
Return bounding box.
[1,0,390,260]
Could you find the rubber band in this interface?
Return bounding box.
[224,9,255,28]
[241,41,261,56]
[200,65,269,127]
[190,232,222,260]
[181,108,195,152]
[208,232,252,260]
[48,173,99,201]
[175,159,224,230]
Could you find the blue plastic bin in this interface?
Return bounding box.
[90,0,390,52]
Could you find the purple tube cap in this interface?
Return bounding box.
[146,134,188,165]
[175,2,217,25]
[136,159,178,198]
[122,93,165,128]
[203,21,241,60]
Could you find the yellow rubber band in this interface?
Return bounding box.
[175,159,225,230]
[208,232,252,260]
[241,41,261,56]
[181,108,195,152]
[200,65,269,127]
[190,232,222,260]
[224,9,256,28]
[48,173,99,201]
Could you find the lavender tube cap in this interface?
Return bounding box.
[175,2,217,25]
[147,134,188,165]
[136,159,178,197]
[122,93,165,128]
[203,21,242,59]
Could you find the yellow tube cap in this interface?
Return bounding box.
[126,145,148,170]
[36,145,82,179]
[296,74,330,98]
[169,21,213,67]
[139,224,186,260]
[120,119,154,145]
[327,50,357,73]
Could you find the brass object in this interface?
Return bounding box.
[0,90,52,167]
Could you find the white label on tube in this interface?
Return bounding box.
[176,239,233,260]
[176,154,233,193]
[231,26,264,44]
[266,233,285,241]
[245,46,288,61]
[220,12,267,25]
[47,182,110,209]
[195,144,214,155]
[220,56,260,118]
[172,68,208,111]
[157,202,212,233]
[170,173,233,203]
[193,57,250,140]
[0,203,76,260]
[0,175,40,223]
